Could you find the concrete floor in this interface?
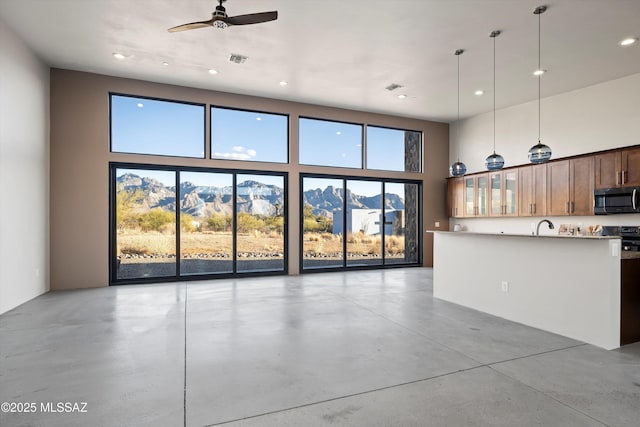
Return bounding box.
[1,268,639,427]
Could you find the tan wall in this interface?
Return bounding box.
[50,69,449,290]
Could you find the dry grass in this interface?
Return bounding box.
[118,230,404,259]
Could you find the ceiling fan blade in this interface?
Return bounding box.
[168,18,215,32]
[225,11,277,26]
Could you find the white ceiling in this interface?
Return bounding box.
[1,0,639,123]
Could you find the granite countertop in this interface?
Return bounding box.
[428,230,620,240]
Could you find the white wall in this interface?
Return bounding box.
[450,72,640,232]
[0,18,50,314]
[451,72,640,172]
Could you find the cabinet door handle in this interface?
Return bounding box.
[617,171,620,186]
[533,203,536,214]
[528,204,532,214]
[571,201,575,214]
[622,170,626,185]
[566,201,570,214]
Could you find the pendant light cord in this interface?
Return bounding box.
[492,32,497,154]
[538,9,541,143]
[457,50,461,162]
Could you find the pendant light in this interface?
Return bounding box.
[450,49,467,177]
[528,5,552,163]
[485,30,504,170]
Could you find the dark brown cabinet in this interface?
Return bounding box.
[447,177,464,218]
[595,147,640,189]
[519,164,546,216]
[547,157,594,216]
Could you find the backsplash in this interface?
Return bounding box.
[451,214,640,236]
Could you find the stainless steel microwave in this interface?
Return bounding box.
[594,187,640,214]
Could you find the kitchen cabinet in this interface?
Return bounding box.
[519,164,546,216]
[489,170,518,216]
[595,147,640,189]
[547,156,594,216]
[463,174,488,217]
[447,177,464,218]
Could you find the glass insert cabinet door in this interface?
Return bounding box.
[464,175,488,217]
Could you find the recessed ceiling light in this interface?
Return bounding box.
[279,81,288,86]
[619,37,637,46]
[112,52,126,60]
[397,94,407,99]
[208,69,218,75]
[474,90,484,96]
[336,131,341,136]
[533,69,546,76]
[137,103,144,108]
[256,117,262,121]
[162,62,169,66]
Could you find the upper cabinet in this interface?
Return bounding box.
[547,157,594,216]
[595,147,640,189]
[448,177,464,218]
[489,170,518,216]
[519,164,546,216]
[446,145,636,220]
[463,174,488,217]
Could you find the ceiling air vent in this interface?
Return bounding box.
[229,54,248,64]
[385,83,403,91]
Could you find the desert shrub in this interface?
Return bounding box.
[264,215,284,233]
[237,212,265,233]
[115,187,145,230]
[137,208,175,232]
[303,218,321,232]
[206,213,231,232]
[180,213,196,232]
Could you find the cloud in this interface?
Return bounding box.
[213,145,258,160]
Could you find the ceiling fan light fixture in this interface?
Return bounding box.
[213,20,228,29]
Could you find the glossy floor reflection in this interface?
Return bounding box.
[1,268,638,426]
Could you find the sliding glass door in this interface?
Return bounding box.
[301,175,421,271]
[111,164,286,284]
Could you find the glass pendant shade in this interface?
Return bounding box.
[450,161,467,177]
[528,141,552,163]
[485,152,505,170]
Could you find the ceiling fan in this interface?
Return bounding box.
[168,0,278,32]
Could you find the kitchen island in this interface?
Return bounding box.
[432,231,639,349]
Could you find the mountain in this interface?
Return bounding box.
[117,173,404,219]
[116,173,284,217]
[302,187,405,217]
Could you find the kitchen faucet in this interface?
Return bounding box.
[536,219,555,236]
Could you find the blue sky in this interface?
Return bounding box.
[112,94,417,172]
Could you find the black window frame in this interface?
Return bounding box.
[109,93,207,159]
[365,124,423,173]
[298,116,365,169]
[210,105,290,164]
[109,162,288,285]
[299,173,422,273]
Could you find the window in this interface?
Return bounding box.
[111,164,287,283]
[211,107,288,163]
[301,175,421,271]
[114,167,177,280]
[366,126,422,172]
[110,94,205,158]
[299,118,363,168]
